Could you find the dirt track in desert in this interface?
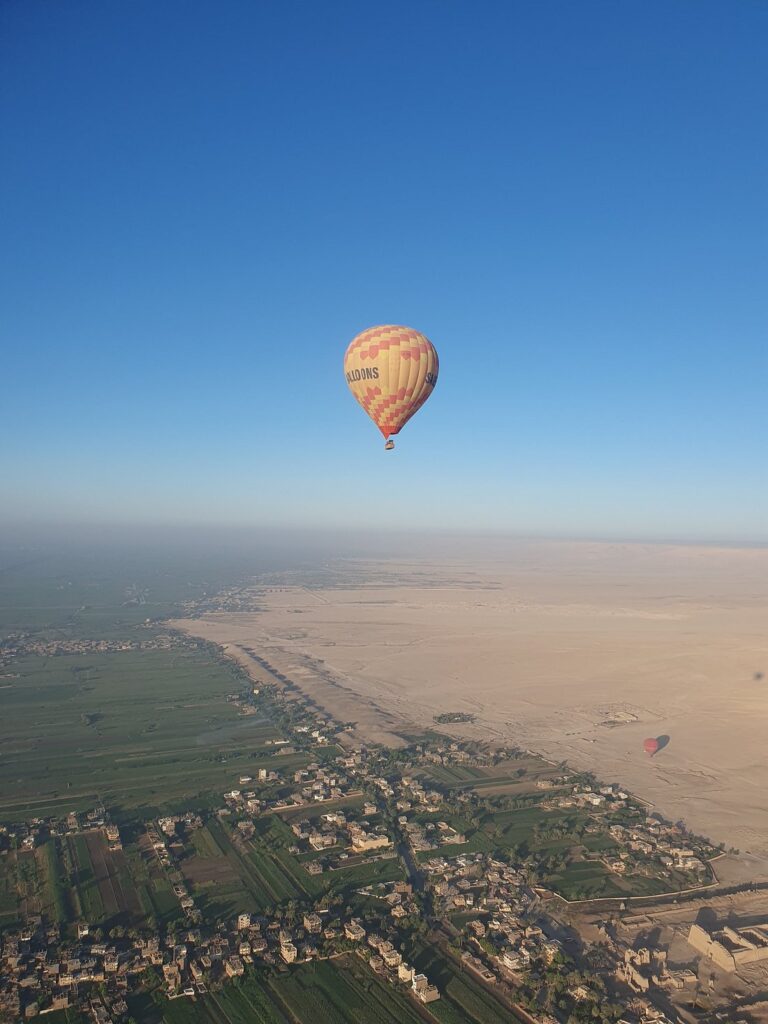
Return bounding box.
[172,540,768,869]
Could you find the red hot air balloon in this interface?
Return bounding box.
[643,737,660,757]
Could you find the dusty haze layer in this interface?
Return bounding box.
[172,540,768,862]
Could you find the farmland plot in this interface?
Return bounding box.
[0,648,291,820]
[268,957,427,1024]
[412,942,520,1024]
[0,854,21,929]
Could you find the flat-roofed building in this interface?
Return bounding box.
[688,920,768,971]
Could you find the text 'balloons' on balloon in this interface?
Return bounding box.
[343,325,439,449]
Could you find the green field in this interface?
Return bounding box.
[67,833,103,920]
[134,865,182,928]
[483,804,587,848]
[582,834,618,853]
[417,756,561,796]
[419,765,489,787]
[155,957,433,1024]
[153,953,522,1024]
[269,957,428,1024]
[39,839,73,923]
[31,1010,88,1024]
[325,855,405,891]
[548,860,619,899]
[415,810,496,861]
[560,867,683,900]
[548,860,674,900]
[274,794,365,823]
[181,817,323,919]
[0,853,21,929]
[411,941,519,1024]
[0,647,297,819]
[4,830,181,932]
[180,812,404,920]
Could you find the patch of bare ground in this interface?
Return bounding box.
[84,832,119,917]
[182,857,238,886]
[176,635,413,749]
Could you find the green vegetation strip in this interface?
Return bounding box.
[412,941,519,1024]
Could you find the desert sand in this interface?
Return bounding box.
[171,540,768,864]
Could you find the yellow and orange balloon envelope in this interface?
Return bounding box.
[343,325,439,443]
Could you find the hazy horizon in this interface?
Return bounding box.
[2,521,767,567]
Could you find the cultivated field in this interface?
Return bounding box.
[32,1010,87,1024]
[179,814,404,919]
[65,830,144,924]
[0,648,287,820]
[159,957,433,1024]
[0,854,23,930]
[410,940,521,1024]
[181,817,323,919]
[416,757,564,799]
[3,828,186,932]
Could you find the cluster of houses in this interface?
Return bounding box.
[373,771,443,810]
[148,813,204,854]
[0,635,728,1024]
[0,808,121,856]
[363,879,421,921]
[0,870,678,1024]
[604,821,710,879]
[1,902,440,1019]
[424,850,553,980]
[404,818,467,853]
[617,946,696,1000]
[1,921,158,1020]
[428,852,532,918]
[362,929,439,1002]
[0,631,187,671]
[557,782,631,810]
[218,760,365,820]
[552,787,713,883]
[290,810,393,860]
[422,857,682,1023]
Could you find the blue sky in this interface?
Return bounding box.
[2,0,766,541]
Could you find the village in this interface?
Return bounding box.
[0,632,197,674]
[1,648,745,1024]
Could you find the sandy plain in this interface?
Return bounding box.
[171,540,768,867]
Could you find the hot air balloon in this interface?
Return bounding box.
[643,737,660,757]
[343,325,439,450]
